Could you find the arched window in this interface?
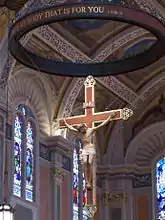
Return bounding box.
[73,141,87,220]
[156,158,165,219]
[13,105,36,202]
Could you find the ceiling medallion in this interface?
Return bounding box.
[9,2,165,77]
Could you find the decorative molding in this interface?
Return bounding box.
[35,26,90,62]
[94,27,147,61]
[0,54,14,89]
[35,25,147,64]
[39,136,73,173]
[135,0,165,23]
[102,192,127,205]
[153,0,165,16]
[0,30,8,78]
[97,77,139,104]
[39,143,50,161]
[62,155,71,172]
[97,165,150,175]
[1,32,32,89]
[139,71,165,102]
[132,174,152,188]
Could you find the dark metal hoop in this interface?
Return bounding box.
[9,3,165,77]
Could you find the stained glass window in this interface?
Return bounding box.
[13,115,22,197]
[73,148,87,220]
[26,121,34,202]
[156,158,165,220]
[13,106,36,202]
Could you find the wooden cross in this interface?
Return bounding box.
[58,75,133,129]
[58,76,133,216]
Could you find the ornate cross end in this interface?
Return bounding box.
[84,204,97,218]
[121,107,133,120]
[84,75,96,87]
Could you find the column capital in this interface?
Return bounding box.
[51,167,65,184]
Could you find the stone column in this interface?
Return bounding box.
[148,187,153,220]
[121,179,135,220]
[47,135,74,220]
[51,166,65,220]
[102,179,110,220]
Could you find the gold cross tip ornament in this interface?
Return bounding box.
[84,204,97,218]
[121,107,133,120]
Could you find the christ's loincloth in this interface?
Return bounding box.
[81,147,96,156]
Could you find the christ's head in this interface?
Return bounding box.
[76,123,87,133]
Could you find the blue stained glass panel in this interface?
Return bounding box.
[73,148,87,220]
[13,115,22,197]
[156,158,165,220]
[26,121,34,202]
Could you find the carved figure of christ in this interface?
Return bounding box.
[63,114,115,188]
[58,76,133,191]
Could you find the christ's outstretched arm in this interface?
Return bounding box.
[93,113,116,131]
[63,119,78,132]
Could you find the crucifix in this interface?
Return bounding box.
[58,75,133,217]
